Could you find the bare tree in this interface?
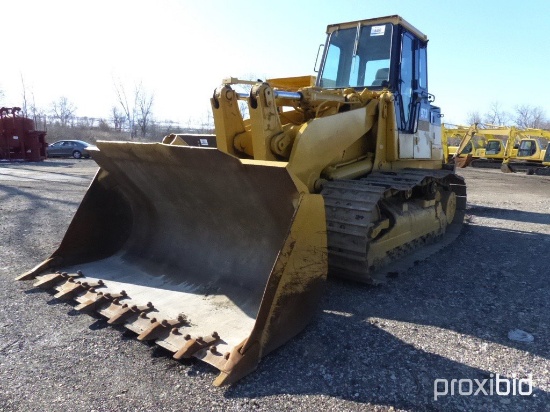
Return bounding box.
[20,74,29,117]
[466,110,482,125]
[51,96,77,127]
[515,105,547,129]
[113,78,140,138]
[199,110,215,133]
[29,91,45,129]
[77,117,96,128]
[97,119,111,132]
[113,79,155,138]
[484,101,509,126]
[20,76,45,129]
[137,88,154,137]
[110,106,126,132]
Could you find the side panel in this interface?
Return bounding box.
[431,124,443,160]
[398,132,414,158]
[414,121,433,159]
[398,115,442,160]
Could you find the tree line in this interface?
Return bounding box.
[466,102,550,129]
[1,78,214,144]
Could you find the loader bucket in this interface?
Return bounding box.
[17,142,327,385]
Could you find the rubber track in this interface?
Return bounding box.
[470,159,503,169]
[506,162,546,173]
[321,169,466,283]
[533,167,550,176]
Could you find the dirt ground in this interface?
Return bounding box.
[0,159,548,411]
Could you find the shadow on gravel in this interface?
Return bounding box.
[223,222,549,409]
[468,205,550,225]
[0,159,94,168]
[23,287,50,295]
[0,183,82,206]
[89,318,111,330]
[0,168,93,185]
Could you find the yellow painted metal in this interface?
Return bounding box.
[213,80,447,192]
[213,193,326,385]
[367,196,448,269]
[267,75,316,90]
[446,124,550,172]
[248,83,282,161]
[514,129,550,162]
[287,98,378,191]
[502,128,549,170]
[18,15,467,387]
[211,85,246,156]
[443,124,522,166]
[442,124,477,160]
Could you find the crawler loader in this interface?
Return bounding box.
[17,15,466,386]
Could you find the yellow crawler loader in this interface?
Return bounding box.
[17,15,466,386]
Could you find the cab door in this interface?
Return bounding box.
[397,32,434,159]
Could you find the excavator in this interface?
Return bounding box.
[17,15,466,386]
[501,129,550,174]
[442,124,485,162]
[537,148,550,175]
[444,123,521,169]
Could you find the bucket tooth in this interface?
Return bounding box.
[34,271,81,289]
[75,292,107,312]
[75,288,125,313]
[79,280,105,289]
[53,276,105,300]
[54,279,86,300]
[107,302,154,325]
[173,333,220,360]
[16,257,60,281]
[137,315,188,342]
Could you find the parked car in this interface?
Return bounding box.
[46,140,97,159]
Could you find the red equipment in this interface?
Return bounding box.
[0,107,47,161]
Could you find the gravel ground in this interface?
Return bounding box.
[0,159,549,411]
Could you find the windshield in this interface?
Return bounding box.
[485,140,501,153]
[461,142,473,154]
[518,140,536,157]
[320,23,393,89]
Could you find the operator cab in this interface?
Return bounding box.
[517,140,537,157]
[485,140,503,155]
[317,15,437,137]
[544,143,550,163]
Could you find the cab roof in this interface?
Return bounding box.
[326,15,428,42]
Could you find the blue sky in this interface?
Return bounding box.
[1,0,548,126]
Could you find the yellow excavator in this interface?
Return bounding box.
[537,148,550,175]
[444,123,521,169]
[442,124,485,162]
[17,15,466,386]
[501,129,550,174]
